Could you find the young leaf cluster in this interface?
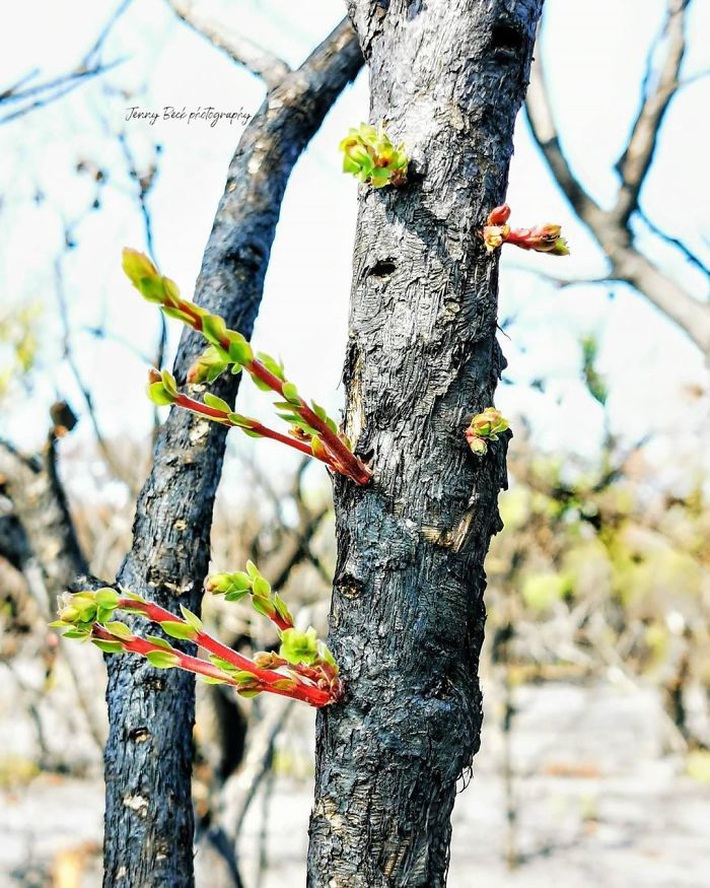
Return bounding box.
[52,563,342,707]
[122,249,371,485]
[339,122,409,189]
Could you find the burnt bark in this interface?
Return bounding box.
[308,2,544,886]
[102,21,362,888]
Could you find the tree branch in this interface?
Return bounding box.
[165,0,291,89]
[101,19,363,887]
[613,0,689,226]
[525,5,710,355]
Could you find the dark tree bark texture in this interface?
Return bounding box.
[102,22,362,888]
[308,2,544,886]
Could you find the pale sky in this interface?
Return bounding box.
[1,0,708,494]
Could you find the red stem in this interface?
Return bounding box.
[246,358,372,484]
[172,294,371,484]
[113,599,332,706]
[174,393,315,458]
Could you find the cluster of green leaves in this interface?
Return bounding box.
[50,588,124,643]
[124,248,369,484]
[465,407,510,456]
[206,559,293,627]
[339,122,409,189]
[52,565,341,705]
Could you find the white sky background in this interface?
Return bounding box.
[0,0,708,498]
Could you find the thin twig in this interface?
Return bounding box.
[525,3,710,355]
[54,257,133,486]
[165,0,291,89]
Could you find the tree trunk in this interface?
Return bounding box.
[102,23,362,887]
[308,3,544,886]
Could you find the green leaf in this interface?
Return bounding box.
[273,595,293,626]
[231,670,261,684]
[62,628,91,640]
[311,401,327,421]
[124,591,146,602]
[270,678,297,691]
[319,642,336,667]
[95,588,120,608]
[147,381,175,406]
[237,688,262,698]
[160,620,198,641]
[227,333,253,365]
[250,374,273,392]
[145,635,173,650]
[96,605,117,624]
[282,382,300,404]
[256,352,286,381]
[91,639,124,654]
[161,276,181,307]
[252,575,271,598]
[197,675,230,685]
[179,605,203,632]
[162,306,196,324]
[146,650,181,669]
[103,621,133,640]
[224,589,249,603]
[201,313,227,346]
[160,370,178,397]
[204,393,232,413]
[226,413,253,429]
[251,596,275,619]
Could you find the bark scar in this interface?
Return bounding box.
[421,506,475,553]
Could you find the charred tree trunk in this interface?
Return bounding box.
[102,23,362,888]
[308,2,544,885]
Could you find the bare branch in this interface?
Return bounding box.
[613,0,690,225]
[165,0,291,89]
[82,0,134,67]
[115,130,168,429]
[637,208,710,282]
[54,256,137,488]
[0,61,124,126]
[526,5,710,355]
[525,55,605,226]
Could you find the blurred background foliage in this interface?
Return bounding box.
[0,0,708,885]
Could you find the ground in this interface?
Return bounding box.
[1,681,708,887]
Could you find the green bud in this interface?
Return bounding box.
[279,626,319,666]
[201,313,227,347]
[226,331,253,365]
[206,571,252,596]
[251,595,276,619]
[187,345,229,384]
[122,248,160,297]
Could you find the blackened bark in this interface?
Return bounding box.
[308,3,544,886]
[102,21,362,888]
